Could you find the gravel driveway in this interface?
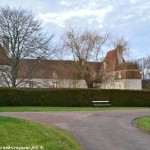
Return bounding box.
[0,109,150,150]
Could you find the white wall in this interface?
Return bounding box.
[125,79,142,90]
[100,79,115,89]
[114,79,142,90]
[100,79,142,90]
[58,79,87,88]
[114,80,126,89]
[17,78,88,88]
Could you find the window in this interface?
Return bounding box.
[118,71,121,78]
[93,83,100,88]
[110,84,113,89]
[53,71,57,79]
[29,81,34,88]
[119,84,121,89]
[52,81,58,88]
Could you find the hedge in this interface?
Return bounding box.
[0,88,150,107]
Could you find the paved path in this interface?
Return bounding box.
[0,109,150,150]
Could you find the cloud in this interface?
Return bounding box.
[1,0,150,58]
[38,5,112,27]
[59,0,71,6]
[130,0,137,4]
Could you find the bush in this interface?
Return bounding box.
[0,88,149,107]
[142,80,150,89]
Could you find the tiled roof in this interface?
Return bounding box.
[0,44,141,80]
[117,62,139,70]
[101,49,119,71]
[115,70,141,79]
[0,44,10,65]
[101,49,141,79]
[17,59,102,79]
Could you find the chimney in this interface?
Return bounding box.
[2,36,9,53]
[116,45,124,65]
[80,58,86,66]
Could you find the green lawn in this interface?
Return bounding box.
[134,117,150,134]
[0,106,149,112]
[0,117,82,150]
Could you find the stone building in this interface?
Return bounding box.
[0,42,142,89]
[98,46,142,90]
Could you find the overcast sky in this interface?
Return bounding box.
[0,0,150,59]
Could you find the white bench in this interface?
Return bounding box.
[92,101,111,107]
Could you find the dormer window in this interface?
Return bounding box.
[53,71,57,79]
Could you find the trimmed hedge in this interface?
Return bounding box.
[0,88,150,107]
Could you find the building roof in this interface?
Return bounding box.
[101,48,141,79]
[118,62,139,70]
[102,49,119,72]
[17,59,74,79]
[17,59,101,79]
[0,44,141,80]
[115,70,141,79]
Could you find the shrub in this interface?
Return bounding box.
[0,88,149,107]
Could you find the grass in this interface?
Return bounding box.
[0,106,149,112]
[0,116,83,150]
[134,117,150,134]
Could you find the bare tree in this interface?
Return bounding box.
[62,27,111,61]
[111,36,131,59]
[143,56,150,79]
[0,6,55,87]
[137,56,150,80]
[61,27,111,87]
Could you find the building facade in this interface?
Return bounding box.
[0,43,142,89]
[98,46,142,90]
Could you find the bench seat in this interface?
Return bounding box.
[92,101,111,107]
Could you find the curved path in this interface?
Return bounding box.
[0,109,150,150]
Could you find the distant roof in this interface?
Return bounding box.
[115,70,141,79]
[118,62,139,70]
[17,59,102,79]
[102,49,119,71]
[0,44,141,80]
